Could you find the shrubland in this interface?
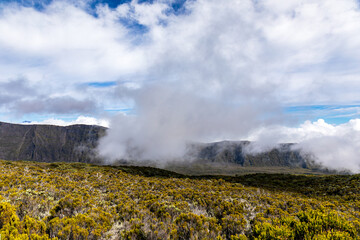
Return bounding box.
[0,160,358,239]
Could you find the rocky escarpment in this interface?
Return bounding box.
[0,122,106,163]
[0,122,314,169]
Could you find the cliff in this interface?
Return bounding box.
[0,122,106,163]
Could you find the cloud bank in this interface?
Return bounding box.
[247,119,360,172]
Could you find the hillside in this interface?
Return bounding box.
[186,141,313,168]
[0,122,317,173]
[0,160,357,239]
[0,121,106,163]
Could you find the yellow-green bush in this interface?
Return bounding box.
[0,160,358,239]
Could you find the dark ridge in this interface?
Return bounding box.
[0,121,317,171]
[0,121,106,163]
[186,140,316,169]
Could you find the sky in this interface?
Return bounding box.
[2,0,360,171]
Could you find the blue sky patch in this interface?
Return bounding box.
[87,81,117,88]
[2,0,188,34]
[284,104,360,124]
[0,0,52,11]
[90,0,131,9]
[105,108,133,113]
[18,113,79,123]
[119,17,149,35]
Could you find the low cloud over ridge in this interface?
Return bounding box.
[245,119,360,172]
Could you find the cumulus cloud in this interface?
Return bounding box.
[0,1,146,79]
[0,0,145,118]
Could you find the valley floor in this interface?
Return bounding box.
[0,160,358,239]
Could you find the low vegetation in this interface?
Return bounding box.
[163,162,327,176]
[0,160,358,239]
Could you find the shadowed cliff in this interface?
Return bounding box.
[0,122,106,163]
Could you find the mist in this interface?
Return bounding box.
[245,119,360,173]
[96,0,360,172]
[98,82,280,162]
[98,0,283,162]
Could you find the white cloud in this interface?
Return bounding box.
[124,1,169,27]
[0,1,146,80]
[246,119,360,172]
[2,0,360,107]
[21,115,110,127]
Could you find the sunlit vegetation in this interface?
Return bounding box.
[0,160,358,239]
